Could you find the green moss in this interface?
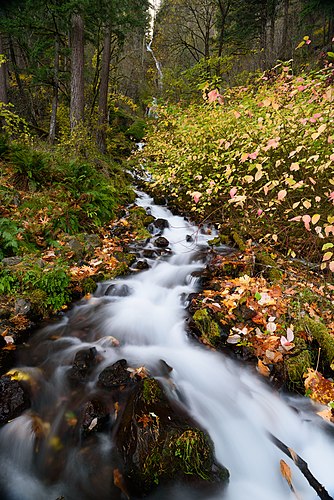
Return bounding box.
[193,308,220,347]
[231,230,247,252]
[255,251,282,282]
[173,429,211,480]
[81,277,97,295]
[298,317,334,366]
[127,206,154,240]
[286,343,312,390]
[28,289,48,317]
[142,378,162,404]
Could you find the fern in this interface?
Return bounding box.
[0,218,20,259]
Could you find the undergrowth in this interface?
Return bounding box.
[140,63,334,272]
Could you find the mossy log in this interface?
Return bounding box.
[193,308,221,347]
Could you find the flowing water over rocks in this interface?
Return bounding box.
[0,192,334,500]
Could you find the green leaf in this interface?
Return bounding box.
[255,292,262,301]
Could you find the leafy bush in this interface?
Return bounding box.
[141,64,334,270]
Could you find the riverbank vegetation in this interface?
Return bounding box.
[0,0,333,423]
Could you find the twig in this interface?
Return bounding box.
[269,433,333,500]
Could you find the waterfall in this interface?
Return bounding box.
[147,41,163,90]
[0,191,333,500]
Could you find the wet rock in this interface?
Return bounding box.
[105,283,132,297]
[14,299,31,316]
[186,234,193,242]
[116,377,229,496]
[98,359,134,390]
[0,349,15,376]
[68,347,100,384]
[0,375,30,425]
[135,260,149,270]
[155,236,169,248]
[1,256,22,267]
[154,218,169,231]
[142,249,158,259]
[80,399,110,435]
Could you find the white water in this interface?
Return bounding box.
[0,191,334,500]
[147,41,163,90]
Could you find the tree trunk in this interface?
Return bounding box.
[0,34,8,105]
[217,0,231,57]
[70,12,85,131]
[97,26,111,154]
[49,36,60,144]
[280,0,290,60]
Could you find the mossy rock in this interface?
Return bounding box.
[127,206,155,240]
[193,308,221,347]
[27,289,49,317]
[116,377,229,496]
[255,251,282,282]
[297,317,334,368]
[81,277,98,295]
[113,251,136,267]
[285,337,312,390]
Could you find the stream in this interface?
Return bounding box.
[0,191,334,500]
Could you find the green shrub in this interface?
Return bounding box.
[22,265,70,311]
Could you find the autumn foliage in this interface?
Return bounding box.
[141,63,334,270]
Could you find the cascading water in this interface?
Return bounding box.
[146,41,163,90]
[0,191,334,500]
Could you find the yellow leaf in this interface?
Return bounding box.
[6,369,31,382]
[303,200,311,209]
[311,214,320,225]
[323,251,333,261]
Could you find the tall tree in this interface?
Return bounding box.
[70,11,85,131]
[97,25,111,153]
[0,35,8,105]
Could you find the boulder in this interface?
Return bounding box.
[115,377,229,496]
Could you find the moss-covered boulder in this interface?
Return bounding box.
[297,317,334,368]
[192,308,221,348]
[115,377,229,496]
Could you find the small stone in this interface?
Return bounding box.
[14,299,31,315]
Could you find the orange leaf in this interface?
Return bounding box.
[280,459,292,487]
[257,359,270,377]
